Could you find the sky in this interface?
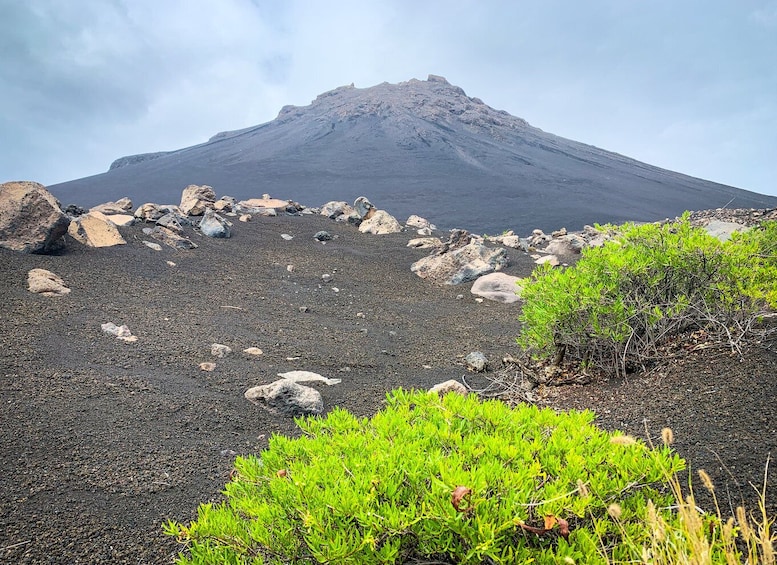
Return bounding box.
[1,0,776,195]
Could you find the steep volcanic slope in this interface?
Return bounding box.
[49,75,776,233]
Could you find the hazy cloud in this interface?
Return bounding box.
[1,0,775,195]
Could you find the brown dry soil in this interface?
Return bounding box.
[1,212,775,564]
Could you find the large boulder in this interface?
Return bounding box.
[470,272,524,303]
[199,209,231,238]
[244,380,323,417]
[353,196,375,220]
[0,181,70,253]
[68,211,127,247]
[358,210,402,235]
[320,201,353,219]
[412,230,508,285]
[180,184,216,216]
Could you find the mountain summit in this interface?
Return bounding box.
[50,75,776,232]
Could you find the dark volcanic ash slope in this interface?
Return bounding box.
[49,75,776,233]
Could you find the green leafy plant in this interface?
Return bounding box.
[164,390,685,564]
[518,215,777,374]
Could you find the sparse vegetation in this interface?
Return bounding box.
[165,390,688,564]
[518,214,777,375]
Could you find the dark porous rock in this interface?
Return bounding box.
[314,230,333,242]
[0,181,70,254]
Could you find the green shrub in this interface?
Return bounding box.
[518,215,777,374]
[165,390,685,564]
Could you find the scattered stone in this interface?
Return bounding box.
[105,214,135,227]
[150,226,198,250]
[237,196,289,210]
[180,184,216,216]
[353,196,375,220]
[286,265,295,273]
[314,230,333,242]
[280,233,294,241]
[166,261,176,267]
[213,196,235,212]
[239,214,252,222]
[359,210,402,235]
[499,235,529,251]
[332,287,340,293]
[465,352,488,372]
[199,209,231,238]
[211,344,232,358]
[27,269,70,297]
[90,197,133,215]
[411,230,507,285]
[320,201,352,219]
[544,234,586,255]
[142,241,163,251]
[551,227,568,238]
[407,237,443,249]
[406,215,436,231]
[101,322,137,343]
[0,181,70,253]
[704,220,749,242]
[299,306,310,313]
[199,362,216,372]
[470,273,524,303]
[321,273,333,283]
[68,211,127,247]
[429,379,468,396]
[220,449,236,457]
[277,370,342,386]
[134,203,165,222]
[243,347,263,356]
[64,204,86,217]
[156,212,186,233]
[535,255,560,266]
[245,380,323,417]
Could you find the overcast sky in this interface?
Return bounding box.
[2,0,776,196]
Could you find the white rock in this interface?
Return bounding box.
[142,241,162,251]
[470,273,524,304]
[277,370,342,386]
[211,343,232,358]
[359,210,402,235]
[245,380,323,416]
[199,362,216,372]
[535,255,560,266]
[429,380,468,396]
[243,347,263,356]
[101,322,137,342]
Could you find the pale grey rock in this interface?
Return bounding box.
[245,380,323,417]
[211,343,232,358]
[199,209,231,238]
[150,226,198,250]
[411,240,508,285]
[243,347,263,356]
[180,184,216,216]
[142,241,162,251]
[465,352,488,372]
[199,362,216,372]
[0,181,70,253]
[407,237,443,249]
[134,203,165,222]
[535,255,560,266]
[359,209,402,234]
[280,233,294,241]
[500,235,529,251]
[704,220,749,242]
[90,197,133,215]
[27,269,70,297]
[277,370,341,385]
[320,201,352,219]
[406,215,436,230]
[429,379,468,396]
[470,273,524,303]
[105,214,135,227]
[101,322,137,343]
[545,234,586,255]
[213,196,235,212]
[156,212,186,233]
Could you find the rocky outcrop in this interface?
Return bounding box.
[470,273,524,303]
[27,269,70,297]
[180,185,216,216]
[411,229,507,285]
[358,209,402,235]
[68,211,127,247]
[0,181,70,253]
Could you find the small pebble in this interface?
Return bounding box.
[199,362,216,372]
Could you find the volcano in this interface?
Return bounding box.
[49,75,776,233]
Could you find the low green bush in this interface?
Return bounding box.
[165,390,685,564]
[518,215,777,374]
